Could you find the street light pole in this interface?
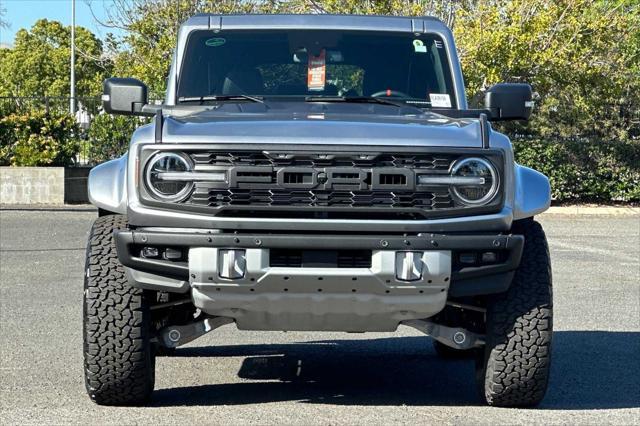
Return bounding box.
[70,0,76,114]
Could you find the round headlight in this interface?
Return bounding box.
[451,157,499,206]
[145,152,193,201]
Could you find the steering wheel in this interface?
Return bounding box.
[370,89,412,99]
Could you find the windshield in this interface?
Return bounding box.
[177,30,457,108]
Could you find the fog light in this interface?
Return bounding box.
[481,252,497,263]
[459,252,477,264]
[219,249,246,279]
[141,247,159,258]
[395,251,424,281]
[164,248,183,260]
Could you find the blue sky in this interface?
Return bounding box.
[0,0,123,46]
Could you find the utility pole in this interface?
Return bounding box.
[70,0,76,114]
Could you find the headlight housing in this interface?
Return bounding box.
[145,152,193,202]
[450,157,499,206]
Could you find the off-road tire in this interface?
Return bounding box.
[477,218,553,407]
[432,340,476,359]
[83,214,155,405]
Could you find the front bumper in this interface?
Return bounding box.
[115,230,522,331]
[116,229,522,298]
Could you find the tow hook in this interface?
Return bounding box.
[157,317,233,348]
[402,320,485,350]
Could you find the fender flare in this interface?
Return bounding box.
[513,163,551,220]
[88,154,128,215]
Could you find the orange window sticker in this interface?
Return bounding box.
[307,49,326,91]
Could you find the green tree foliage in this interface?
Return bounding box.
[0,111,80,166]
[513,138,640,202]
[87,113,145,164]
[0,19,111,98]
[454,0,640,140]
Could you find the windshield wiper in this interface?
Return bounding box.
[305,95,419,110]
[178,94,264,104]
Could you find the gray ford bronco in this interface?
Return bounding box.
[84,14,552,407]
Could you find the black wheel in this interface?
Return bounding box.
[432,339,476,359]
[476,218,553,407]
[83,214,155,406]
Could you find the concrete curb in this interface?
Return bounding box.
[1,205,638,216]
[0,204,97,212]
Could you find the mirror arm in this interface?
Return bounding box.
[479,112,490,149]
[154,109,163,143]
[141,104,161,116]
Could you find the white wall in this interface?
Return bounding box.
[0,167,65,204]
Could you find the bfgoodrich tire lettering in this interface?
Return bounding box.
[477,218,553,407]
[83,214,155,405]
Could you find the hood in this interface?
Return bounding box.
[160,102,483,148]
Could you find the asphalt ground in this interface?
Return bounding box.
[0,211,638,425]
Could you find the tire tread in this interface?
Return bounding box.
[83,214,154,406]
[480,218,553,407]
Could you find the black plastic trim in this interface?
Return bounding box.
[154,111,163,143]
[448,271,515,297]
[480,112,490,149]
[114,230,523,284]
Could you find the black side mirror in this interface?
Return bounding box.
[484,83,533,121]
[102,78,149,116]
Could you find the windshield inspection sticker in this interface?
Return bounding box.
[413,39,427,53]
[205,37,226,47]
[307,49,326,91]
[429,93,452,108]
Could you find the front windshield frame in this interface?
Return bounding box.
[176,29,459,109]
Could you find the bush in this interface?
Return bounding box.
[513,137,640,203]
[87,114,145,164]
[0,111,80,166]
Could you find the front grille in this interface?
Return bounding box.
[184,151,459,215]
[139,148,504,220]
[191,188,453,209]
[270,249,372,268]
[191,152,454,170]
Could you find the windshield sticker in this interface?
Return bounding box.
[413,39,427,53]
[429,93,452,108]
[205,37,226,47]
[307,49,326,91]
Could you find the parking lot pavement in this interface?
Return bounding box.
[0,210,638,425]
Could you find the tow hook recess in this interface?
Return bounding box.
[157,317,233,348]
[402,320,485,350]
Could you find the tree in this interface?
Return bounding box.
[0,19,111,99]
[453,0,640,140]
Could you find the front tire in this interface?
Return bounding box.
[476,219,553,407]
[83,215,155,406]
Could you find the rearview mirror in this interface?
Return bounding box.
[484,83,533,121]
[102,78,149,116]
